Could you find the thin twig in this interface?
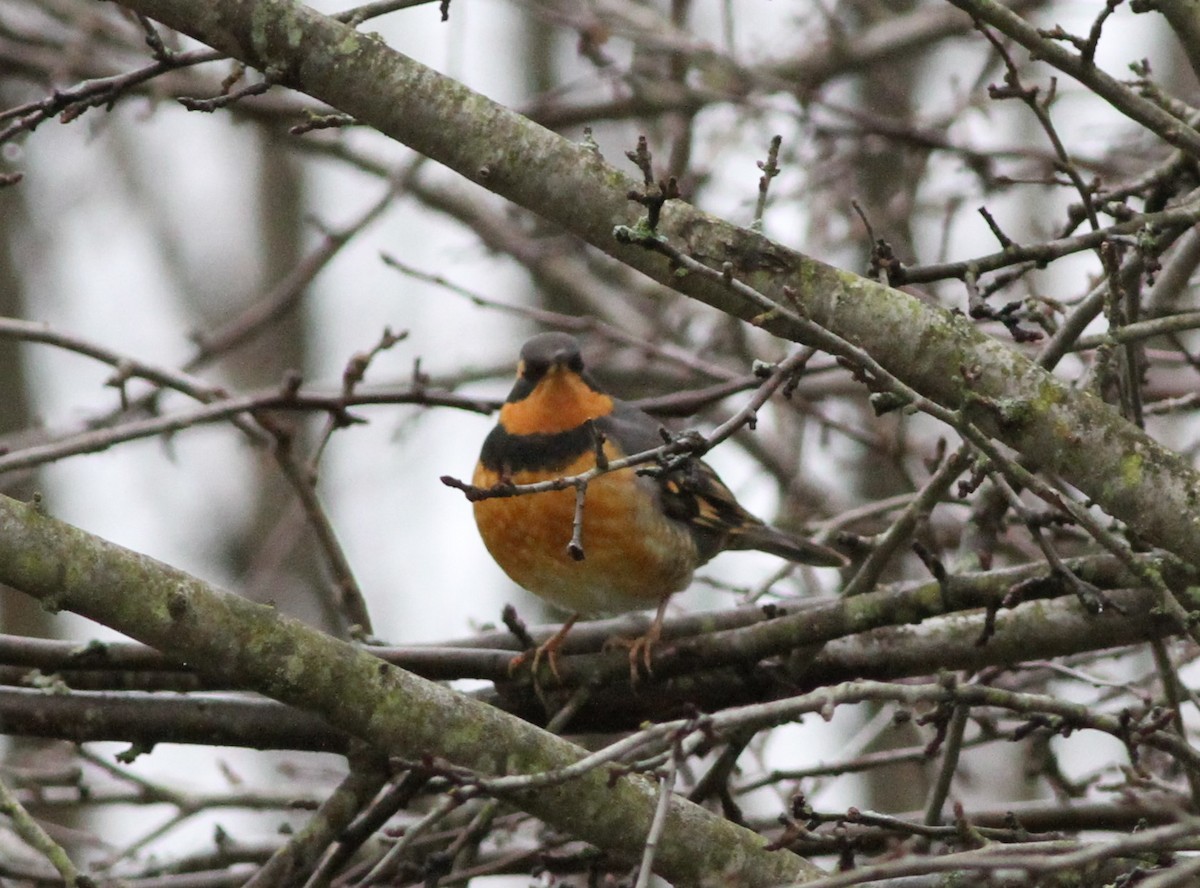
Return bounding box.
[901,197,1200,284]
[1149,638,1200,809]
[923,702,970,826]
[751,134,782,232]
[841,445,969,597]
[0,775,87,887]
[633,743,679,888]
[0,385,492,477]
[567,482,588,561]
[354,792,465,886]
[946,0,1200,159]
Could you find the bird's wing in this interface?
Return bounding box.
[596,401,753,563]
[596,399,846,567]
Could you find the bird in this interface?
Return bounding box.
[471,332,847,680]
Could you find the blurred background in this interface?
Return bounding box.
[1,0,1198,880]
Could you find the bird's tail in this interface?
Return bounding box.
[729,522,848,567]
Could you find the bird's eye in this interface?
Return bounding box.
[566,352,584,373]
[522,358,548,379]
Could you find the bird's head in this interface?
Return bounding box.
[500,333,613,435]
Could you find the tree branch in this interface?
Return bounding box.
[0,492,821,887]
[102,0,1200,577]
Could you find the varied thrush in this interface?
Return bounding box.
[472,332,846,677]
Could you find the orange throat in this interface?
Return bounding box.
[499,369,613,435]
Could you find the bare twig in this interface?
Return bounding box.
[0,775,87,887]
[634,742,680,888]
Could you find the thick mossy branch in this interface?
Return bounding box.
[0,494,820,888]
[113,0,1200,572]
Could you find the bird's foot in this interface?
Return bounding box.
[508,613,579,685]
[604,600,668,683]
[604,625,661,684]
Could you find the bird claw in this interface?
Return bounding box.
[508,641,561,683]
[508,613,579,686]
[604,621,662,684]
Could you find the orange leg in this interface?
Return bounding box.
[508,613,579,683]
[607,598,670,683]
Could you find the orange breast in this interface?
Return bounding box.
[472,450,697,615]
